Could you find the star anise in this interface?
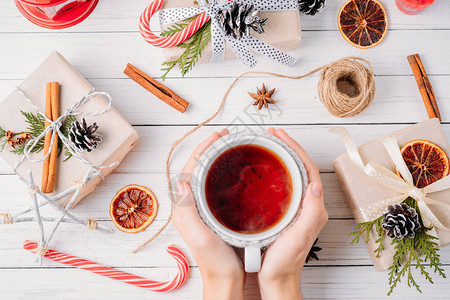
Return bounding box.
[305,238,322,263]
[248,83,277,110]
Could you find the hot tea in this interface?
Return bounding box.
[205,144,293,234]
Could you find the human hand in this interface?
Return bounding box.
[258,128,328,300]
[173,129,245,300]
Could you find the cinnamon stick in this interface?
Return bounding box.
[41,83,53,193]
[414,54,441,121]
[407,54,441,121]
[46,82,60,193]
[124,64,189,113]
[41,82,59,193]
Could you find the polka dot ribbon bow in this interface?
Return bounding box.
[139,0,298,68]
[331,128,450,231]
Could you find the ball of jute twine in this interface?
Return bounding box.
[318,57,375,118]
[133,56,375,253]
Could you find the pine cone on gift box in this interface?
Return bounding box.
[218,3,267,40]
[68,118,102,152]
[299,0,326,16]
[382,203,421,240]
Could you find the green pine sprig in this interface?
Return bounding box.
[0,111,76,161]
[387,197,446,295]
[160,16,196,38]
[61,115,77,162]
[17,110,47,155]
[0,126,7,152]
[349,215,385,258]
[350,197,446,295]
[160,18,211,80]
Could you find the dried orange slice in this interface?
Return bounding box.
[338,0,388,49]
[397,140,449,189]
[110,185,158,234]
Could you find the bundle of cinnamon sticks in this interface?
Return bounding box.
[407,53,441,121]
[41,82,60,193]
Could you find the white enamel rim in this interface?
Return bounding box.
[191,132,308,247]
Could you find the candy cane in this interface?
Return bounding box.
[23,240,189,292]
[139,0,210,48]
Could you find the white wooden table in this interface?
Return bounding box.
[1,0,449,299]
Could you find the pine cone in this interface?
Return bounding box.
[299,0,326,16]
[218,3,267,40]
[382,203,421,240]
[68,118,102,152]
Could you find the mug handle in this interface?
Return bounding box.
[245,246,261,272]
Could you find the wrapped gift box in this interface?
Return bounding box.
[160,0,302,63]
[333,119,450,271]
[0,51,139,208]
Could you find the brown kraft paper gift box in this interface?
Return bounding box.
[332,119,450,271]
[160,0,302,63]
[0,51,139,208]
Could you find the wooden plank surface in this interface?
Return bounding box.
[1,266,449,299]
[1,75,450,126]
[0,30,449,80]
[2,124,450,174]
[1,0,450,299]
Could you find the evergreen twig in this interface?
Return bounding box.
[160,16,196,37]
[0,126,7,152]
[0,111,76,160]
[20,111,46,155]
[387,197,446,295]
[61,115,77,162]
[349,216,383,249]
[351,197,446,295]
[160,18,211,80]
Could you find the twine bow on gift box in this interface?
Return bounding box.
[15,87,118,173]
[140,0,297,68]
[332,128,450,233]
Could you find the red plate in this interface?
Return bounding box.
[14,0,99,29]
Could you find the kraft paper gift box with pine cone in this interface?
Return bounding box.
[332,119,450,272]
[0,51,139,208]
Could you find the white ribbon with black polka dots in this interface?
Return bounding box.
[331,128,450,230]
[159,0,298,68]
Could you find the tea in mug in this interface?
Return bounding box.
[205,144,293,234]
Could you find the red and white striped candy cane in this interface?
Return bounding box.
[23,240,189,292]
[139,0,210,48]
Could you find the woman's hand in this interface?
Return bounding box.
[173,129,245,300]
[258,128,329,300]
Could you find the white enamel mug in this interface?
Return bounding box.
[191,132,308,272]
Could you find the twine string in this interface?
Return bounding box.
[86,218,98,230]
[133,56,375,252]
[0,213,13,224]
[34,244,49,257]
[14,87,118,174]
[73,180,86,191]
[28,185,40,195]
[318,57,375,118]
